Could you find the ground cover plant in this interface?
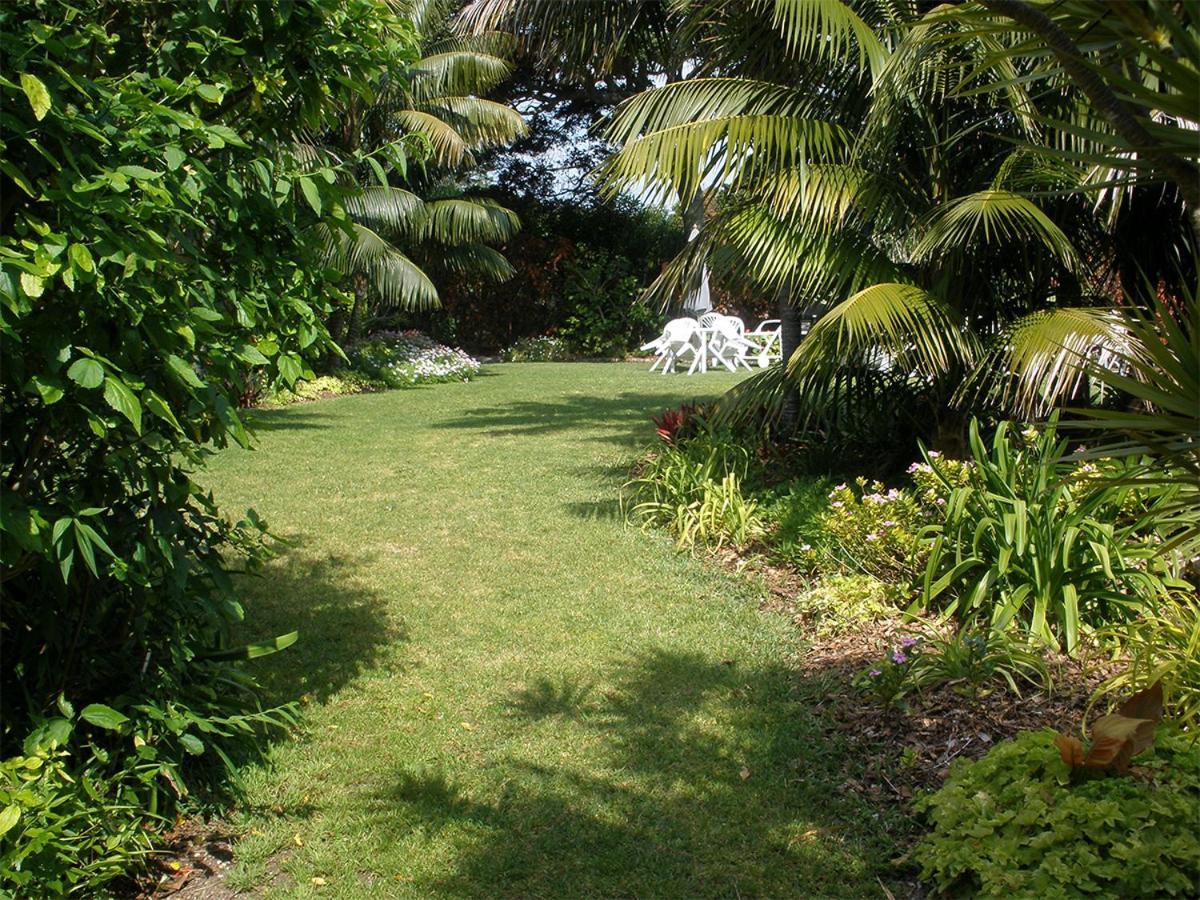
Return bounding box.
[913,726,1200,897]
[345,330,480,388]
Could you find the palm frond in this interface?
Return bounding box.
[414,96,528,149]
[428,243,517,280]
[422,198,521,244]
[960,307,1128,418]
[410,50,514,100]
[791,282,977,381]
[318,222,440,309]
[913,189,1081,270]
[393,109,475,167]
[757,0,888,76]
[342,186,428,236]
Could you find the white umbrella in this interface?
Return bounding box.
[680,226,712,315]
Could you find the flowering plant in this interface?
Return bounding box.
[856,636,923,706]
[347,331,480,388]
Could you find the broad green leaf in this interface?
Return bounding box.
[165,146,187,170]
[0,806,19,838]
[56,693,74,718]
[67,357,104,389]
[299,177,322,216]
[278,353,302,386]
[179,733,205,755]
[103,376,143,433]
[30,376,63,404]
[20,273,44,298]
[68,242,94,274]
[196,83,223,103]
[117,164,160,181]
[144,389,183,433]
[80,703,129,730]
[20,73,51,120]
[166,354,204,388]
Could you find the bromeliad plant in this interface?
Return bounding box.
[918,418,1179,654]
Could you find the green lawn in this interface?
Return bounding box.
[204,362,898,898]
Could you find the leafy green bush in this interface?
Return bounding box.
[625,432,762,550]
[920,419,1180,653]
[502,334,572,362]
[557,245,657,358]
[0,747,149,894]
[0,0,415,891]
[346,330,480,387]
[1097,594,1200,730]
[913,728,1200,897]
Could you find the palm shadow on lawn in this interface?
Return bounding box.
[434,391,706,450]
[367,648,904,898]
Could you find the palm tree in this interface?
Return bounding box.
[317,0,528,340]
[591,1,1192,451]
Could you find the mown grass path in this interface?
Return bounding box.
[204,363,894,898]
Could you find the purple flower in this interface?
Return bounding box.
[869,669,883,678]
[891,650,908,664]
[901,637,919,649]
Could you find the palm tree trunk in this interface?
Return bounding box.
[777,283,802,435]
[347,275,369,343]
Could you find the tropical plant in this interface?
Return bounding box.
[318,0,527,336]
[1095,595,1200,731]
[913,727,1200,898]
[918,419,1181,653]
[906,623,1051,700]
[572,1,1193,453]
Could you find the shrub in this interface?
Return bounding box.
[793,458,967,583]
[557,245,658,358]
[502,334,571,362]
[0,747,150,894]
[912,728,1200,897]
[0,0,414,890]
[625,432,762,550]
[1096,593,1200,730]
[346,331,480,387]
[260,373,381,407]
[920,419,1180,653]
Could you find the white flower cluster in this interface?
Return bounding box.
[348,330,480,388]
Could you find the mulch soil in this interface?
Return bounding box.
[716,549,1126,811]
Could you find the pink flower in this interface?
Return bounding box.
[891,650,908,664]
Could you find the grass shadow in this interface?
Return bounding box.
[434,392,690,449]
[368,648,901,898]
[244,409,336,433]
[232,544,404,706]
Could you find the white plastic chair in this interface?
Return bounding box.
[707,316,755,372]
[650,318,701,374]
[747,318,782,368]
